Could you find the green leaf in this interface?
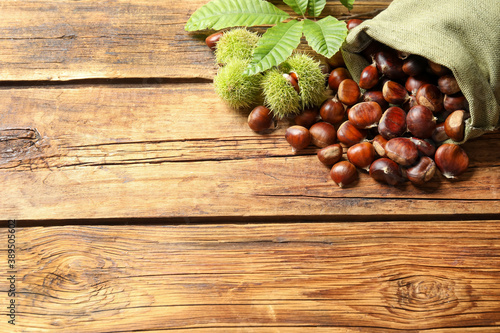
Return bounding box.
[302,17,347,59]
[185,0,290,31]
[283,0,308,16]
[244,20,304,76]
[307,0,327,17]
[339,0,355,11]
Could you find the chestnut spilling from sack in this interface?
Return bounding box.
[279,40,470,188]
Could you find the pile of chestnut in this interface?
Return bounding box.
[247,38,470,187]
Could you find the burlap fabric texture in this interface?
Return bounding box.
[342,0,500,143]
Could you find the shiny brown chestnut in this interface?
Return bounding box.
[406,105,437,139]
[406,156,436,185]
[385,137,419,166]
[285,125,311,153]
[359,63,379,90]
[309,122,337,148]
[382,81,409,105]
[330,161,358,188]
[378,106,407,139]
[372,135,388,157]
[409,137,436,157]
[294,108,319,128]
[369,158,403,185]
[432,122,449,143]
[328,67,351,91]
[348,102,382,129]
[347,142,376,171]
[427,60,451,76]
[444,110,467,142]
[338,79,361,106]
[374,50,406,81]
[362,90,389,110]
[405,74,432,95]
[444,93,469,112]
[205,31,224,50]
[283,73,300,93]
[402,55,426,76]
[434,143,469,179]
[248,106,275,132]
[416,83,444,113]
[327,50,346,68]
[438,74,460,95]
[317,144,343,166]
[346,19,363,30]
[337,121,368,147]
[320,98,345,125]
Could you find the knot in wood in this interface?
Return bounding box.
[396,275,457,311]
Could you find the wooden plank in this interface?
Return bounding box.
[1,221,499,331]
[1,84,499,220]
[0,0,391,81]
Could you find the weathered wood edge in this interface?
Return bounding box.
[1,221,499,332]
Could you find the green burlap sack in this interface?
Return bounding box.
[342,0,500,143]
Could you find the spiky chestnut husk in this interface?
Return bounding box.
[214,58,263,109]
[215,28,260,65]
[281,54,327,109]
[262,68,301,118]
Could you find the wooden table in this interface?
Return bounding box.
[1,1,499,331]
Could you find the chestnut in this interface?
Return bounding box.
[444,93,469,112]
[347,142,376,171]
[409,137,436,157]
[382,80,409,105]
[338,79,361,106]
[374,50,406,81]
[346,19,363,30]
[385,137,419,166]
[427,60,451,76]
[438,74,460,95]
[434,143,469,179]
[416,83,444,113]
[401,94,418,112]
[362,90,389,110]
[317,144,343,166]
[337,121,368,147]
[327,51,346,68]
[359,63,379,90]
[294,108,319,128]
[444,110,467,142]
[402,55,426,76]
[406,105,437,139]
[328,67,351,91]
[309,122,337,148]
[285,125,311,153]
[372,134,388,157]
[248,106,275,132]
[348,101,382,129]
[406,156,436,185]
[330,161,358,188]
[378,106,407,139]
[432,122,450,143]
[369,158,403,185]
[405,74,432,95]
[283,73,300,93]
[205,31,224,50]
[320,98,345,125]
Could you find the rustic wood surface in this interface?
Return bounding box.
[1,0,499,332]
[1,221,500,332]
[1,85,499,220]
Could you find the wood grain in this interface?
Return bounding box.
[0,84,499,220]
[0,0,391,81]
[1,221,499,332]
